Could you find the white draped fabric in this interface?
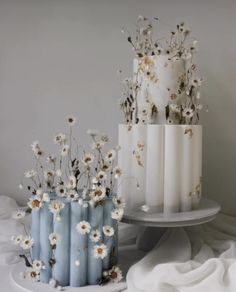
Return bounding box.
[126,214,236,292]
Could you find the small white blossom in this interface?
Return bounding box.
[56,185,67,197]
[27,198,43,210]
[93,244,108,259]
[44,170,55,180]
[113,166,122,179]
[113,197,126,209]
[103,226,115,237]
[92,186,106,202]
[20,236,34,250]
[26,268,40,282]
[108,266,123,283]
[76,221,91,235]
[11,235,23,245]
[97,171,107,181]
[67,189,79,201]
[111,208,124,221]
[33,260,45,271]
[49,200,65,215]
[182,107,194,118]
[82,153,94,165]
[54,133,66,145]
[105,149,116,162]
[67,175,76,189]
[90,230,101,243]
[49,233,60,245]
[61,144,70,157]
[12,210,26,219]
[24,170,37,178]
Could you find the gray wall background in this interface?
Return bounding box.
[0,0,236,215]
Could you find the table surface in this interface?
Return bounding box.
[122,197,221,227]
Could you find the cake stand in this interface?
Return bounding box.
[122,197,221,227]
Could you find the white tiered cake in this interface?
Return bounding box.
[118,18,203,213]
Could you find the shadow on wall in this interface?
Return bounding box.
[202,69,236,216]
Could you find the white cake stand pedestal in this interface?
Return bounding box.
[122,197,221,227]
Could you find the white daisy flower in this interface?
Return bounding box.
[103,225,114,237]
[92,186,106,202]
[105,149,116,162]
[100,134,109,144]
[191,77,202,87]
[93,244,108,259]
[42,192,50,202]
[111,208,124,221]
[67,175,77,189]
[66,115,76,126]
[49,233,60,245]
[27,198,43,210]
[67,189,79,201]
[182,108,194,119]
[44,170,55,180]
[54,133,66,145]
[24,170,37,179]
[169,104,181,113]
[61,144,70,157]
[113,197,126,209]
[82,153,94,165]
[20,236,34,250]
[113,166,122,179]
[55,185,67,197]
[33,260,45,271]
[108,266,123,283]
[46,154,56,163]
[11,235,23,245]
[101,163,111,172]
[56,169,62,177]
[26,268,40,282]
[75,259,80,267]
[90,230,101,243]
[97,171,107,181]
[87,129,99,137]
[91,141,105,150]
[31,140,39,152]
[76,221,91,235]
[49,200,65,215]
[12,210,26,219]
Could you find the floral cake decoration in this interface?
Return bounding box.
[11,115,124,288]
[119,16,204,125]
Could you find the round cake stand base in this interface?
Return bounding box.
[122,197,221,227]
[10,261,127,292]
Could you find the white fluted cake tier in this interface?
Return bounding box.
[118,124,202,213]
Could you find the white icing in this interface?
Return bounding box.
[134,55,187,124]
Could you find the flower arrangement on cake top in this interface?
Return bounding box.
[119,16,204,125]
[11,115,124,288]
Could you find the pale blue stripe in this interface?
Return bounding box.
[54,201,70,287]
[87,204,103,285]
[70,203,88,287]
[31,209,40,261]
[102,198,118,270]
[39,203,53,283]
